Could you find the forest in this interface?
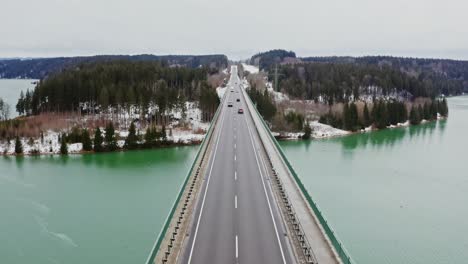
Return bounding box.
[16,60,220,122]
[275,63,460,104]
[302,56,468,94]
[0,54,228,79]
[249,50,467,98]
[250,50,297,71]
[319,98,448,131]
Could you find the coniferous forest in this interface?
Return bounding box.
[276,63,460,103]
[319,99,448,131]
[16,60,220,121]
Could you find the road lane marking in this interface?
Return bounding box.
[234,143,236,149]
[235,195,237,209]
[187,93,228,264]
[235,171,237,181]
[235,235,239,259]
[234,155,237,161]
[244,111,287,264]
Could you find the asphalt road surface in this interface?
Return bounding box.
[180,66,294,264]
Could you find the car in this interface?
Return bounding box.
[227,102,233,107]
[238,108,244,114]
[236,98,240,102]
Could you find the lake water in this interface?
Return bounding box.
[0,147,198,264]
[279,96,468,264]
[0,79,37,118]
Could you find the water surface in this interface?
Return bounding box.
[280,96,468,264]
[0,147,197,264]
[0,79,37,118]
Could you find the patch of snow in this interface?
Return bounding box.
[266,82,289,102]
[68,143,83,153]
[216,86,227,99]
[241,63,259,74]
[310,121,349,139]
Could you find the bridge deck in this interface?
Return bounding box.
[241,77,340,264]
[152,65,342,264]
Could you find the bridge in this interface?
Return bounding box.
[146,66,354,264]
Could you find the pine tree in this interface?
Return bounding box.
[60,135,68,155]
[124,122,138,149]
[160,125,167,142]
[349,102,359,130]
[423,102,431,120]
[363,102,371,127]
[439,98,449,117]
[409,106,421,125]
[302,121,312,139]
[81,129,92,151]
[16,91,24,115]
[430,101,438,119]
[373,101,389,129]
[104,122,117,151]
[93,128,103,152]
[15,136,23,154]
[342,103,351,130]
[418,105,424,121]
[144,126,156,147]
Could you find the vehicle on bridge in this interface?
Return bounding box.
[236,98,240,102]
[238,108,244,114]
[227,102,233,107]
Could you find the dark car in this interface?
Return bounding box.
[238,108,244,114]
[236,98,240,102]
[227,102,233,107]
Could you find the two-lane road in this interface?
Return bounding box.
[180,66,294,264]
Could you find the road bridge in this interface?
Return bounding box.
[146,66,352,264]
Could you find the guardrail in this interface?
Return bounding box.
[145,92,225,264]
[243,88,355,264]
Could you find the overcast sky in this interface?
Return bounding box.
[1,0,467,60]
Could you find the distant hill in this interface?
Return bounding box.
[250,49,298,71]
[302,56,468,92]
[249,50,468,96]
[0,54,228,79]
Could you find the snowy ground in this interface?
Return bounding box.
[216,86,227,99]
[310,121,350,138]
[266,82,289,102]
[241,63,259,74]
[0,102,209,155]
[273,121,350,140]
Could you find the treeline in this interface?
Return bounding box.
[302,56,468,95]
[320,99,448,131]
[20,60,220,122]
[10,120,192,155]
[250,49,297,71]
[0,54,228,79]
[276,63,456,103]
[247,86,277,122]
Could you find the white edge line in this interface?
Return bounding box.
[236,235,239,259]
[187,92,227,264]
[244,106,287,264]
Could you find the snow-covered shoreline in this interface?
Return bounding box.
[0,128,206,156]
[273,117,445,141]
[0,101,210,156]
